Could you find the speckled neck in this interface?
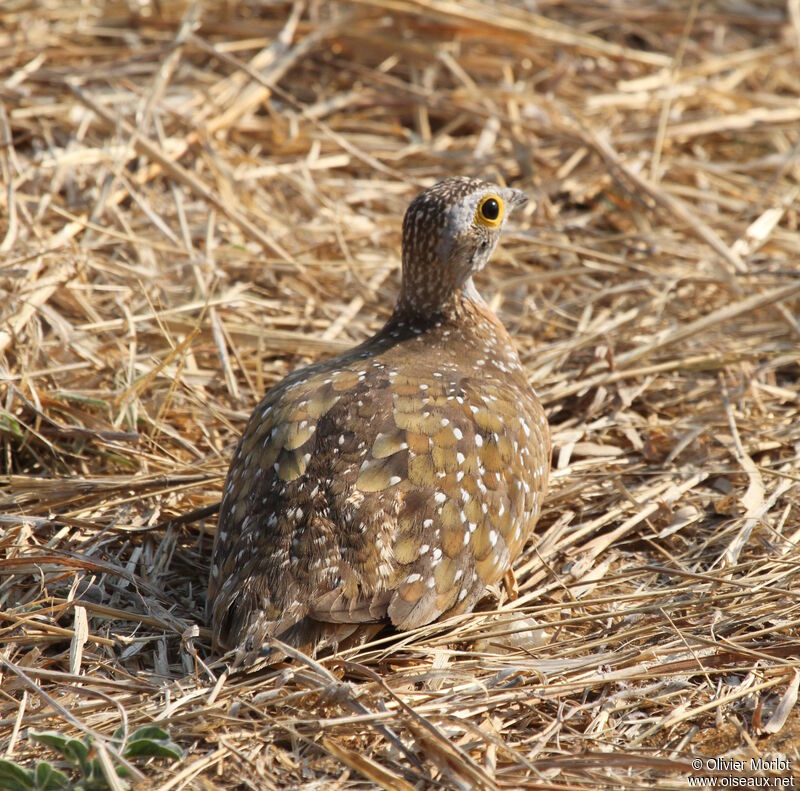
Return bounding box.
[390,279,491,332]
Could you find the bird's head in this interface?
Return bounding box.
[398,177,527,315]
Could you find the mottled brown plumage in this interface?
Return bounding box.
[208,177,550,663]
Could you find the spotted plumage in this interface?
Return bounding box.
[208,177,550,663]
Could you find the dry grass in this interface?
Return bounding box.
[2,0,800,788]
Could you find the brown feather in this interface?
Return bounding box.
[208,177,550,664]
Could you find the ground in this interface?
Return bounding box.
[1,1,799,789]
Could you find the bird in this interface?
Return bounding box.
[207,176,550,664]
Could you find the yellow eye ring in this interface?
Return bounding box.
[475,194,504,228]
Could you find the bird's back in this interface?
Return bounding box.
[208,294,549,661]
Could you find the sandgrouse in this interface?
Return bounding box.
[208,177,550,663]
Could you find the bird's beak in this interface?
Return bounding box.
[504,188,529,211]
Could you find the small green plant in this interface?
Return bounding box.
[0,726,183,791]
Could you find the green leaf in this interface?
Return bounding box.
[33,762,69,790]
[80,760,107,791]
[102,453,137,470]
[124,737,183,761]
[28,731,92,774]
[80,756,130,791]
[62,740,90,772]
[126,727,170,743]
[0,411,24,439]
[0,759,34,791]
[26,733,70,759]
[52,392,109,410]
[122,726,183,762]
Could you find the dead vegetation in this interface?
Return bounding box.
[1,0,800,788]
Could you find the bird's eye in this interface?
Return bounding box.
[475,194,504,228]
[481,198,499,219]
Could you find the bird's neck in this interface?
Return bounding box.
[388,278,503,335]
